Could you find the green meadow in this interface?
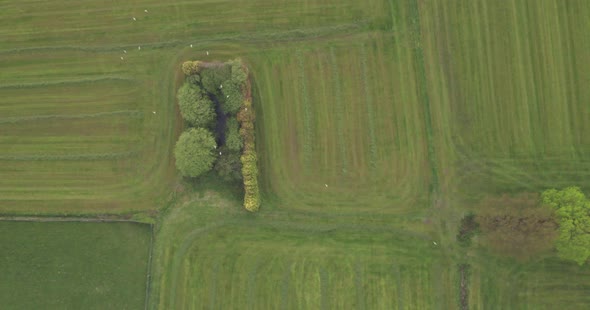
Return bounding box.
[1,0,589,308]
[0,221,151,309]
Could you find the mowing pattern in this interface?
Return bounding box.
[252,35,432,214]
[0,50,175,214]
[151,193,457,310]
[0,0,390,215]
[418,0,590,199]
[469,258,590,310]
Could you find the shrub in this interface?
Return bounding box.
[220,80,243,115]
[456,213,479,247]
[241,151,260,212]
[177,82,216,128]
[182,61,201,76]
[186,74,200,85]
[174,128,217,177]
[225,118,243,151]
[232,62,261,212]
[214,147,242,181]
[230,58,248,85]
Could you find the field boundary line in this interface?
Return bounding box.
[144,224,155,310]
[0,216,148,223]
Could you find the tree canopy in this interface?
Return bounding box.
[174,128,217,177]
[542,187,590,265]
[177,83,216,128]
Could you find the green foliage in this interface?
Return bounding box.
[476,193,558,261]
[542,187,590,265]
[176,82,216,128]
[456,213,479,247]
[224,118,243,151]
[229,58,248,85]
[181,61,201,76]
[236,84,260,211]
[199,66,231,95]
[220,80,243,114]
[186,74,200,85]
[174,128,217,178]
[214,147,242,182]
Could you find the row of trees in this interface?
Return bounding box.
[459,187,589,265]
[174,59,260,212]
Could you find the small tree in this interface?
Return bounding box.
[177,83,216,128]
[174,128,217,177]
[182,61,201,76]
[542,187,590,265]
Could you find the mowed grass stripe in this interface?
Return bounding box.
[0,110,142,124]
[0,80,141,118]
[0,0,390,50]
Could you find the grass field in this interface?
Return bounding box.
[1,0,590,308]
[0,221,151,309]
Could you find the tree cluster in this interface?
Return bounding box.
[174,59,260,212]
[542,187,590,265]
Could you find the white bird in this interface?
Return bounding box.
[206,51,209,56]
[219,152,222,155]
[226,95,229,98]
[433,241,437,245]
[138,46,141,50]
[152,111,156,114]
[245,108,247,111]
[123,50,127,53]
[220,84,223,89]
[325,184,328,187]
[190,44,193,48]
[144,9,148,13]
[120,56,124,60]
[133,17,136,21]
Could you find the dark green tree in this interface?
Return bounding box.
[200,66,231,95]
[542,187,590,265]
[174,128,217,177]
[177,82,216,128]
